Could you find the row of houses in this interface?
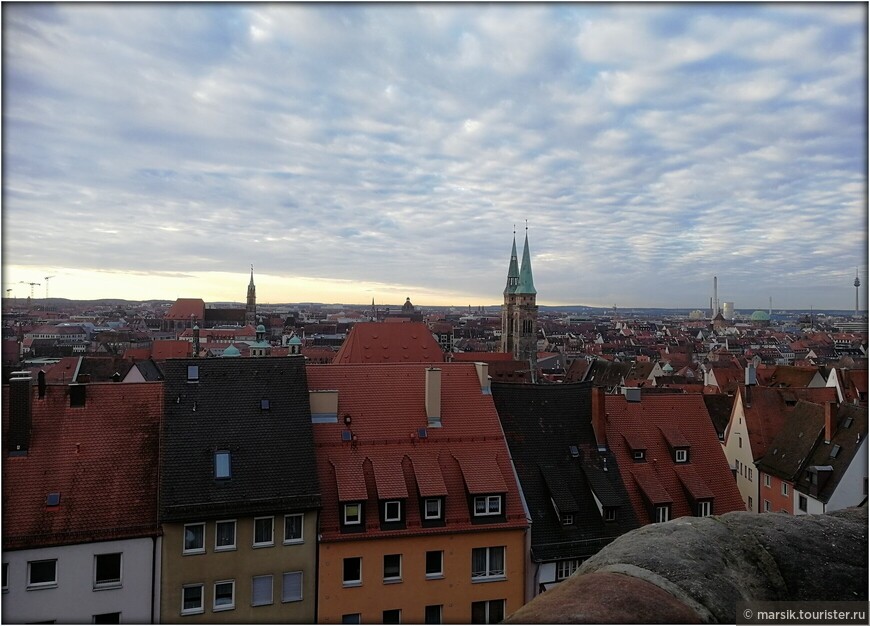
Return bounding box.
[3,354,778,624]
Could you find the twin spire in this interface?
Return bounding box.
[504,225,536,296]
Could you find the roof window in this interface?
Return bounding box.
[829,445,841,459]
[187,365,199,382]
[46,492,61,507]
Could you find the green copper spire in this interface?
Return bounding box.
[517,229,536,295]
[503,232,520,295]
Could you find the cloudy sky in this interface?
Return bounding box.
[2,2,866,310]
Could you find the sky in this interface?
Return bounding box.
[2,2,867,310]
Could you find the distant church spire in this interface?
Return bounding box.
[501,225,539,365]
[246,265,257,326]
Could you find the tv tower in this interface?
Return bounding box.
[854,268,861,317]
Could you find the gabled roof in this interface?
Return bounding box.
[739,385,838,461]
[308,363,527,541]
[160,357,320,521]
[702,394,734,439]
[3,382,163,549]
[163,298,205,321]
[333,322,444,364]
[491,382,638,563]
[604,394,744,525]
[756,401,824,481]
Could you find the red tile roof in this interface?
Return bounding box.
[451,351,516,362]
[2,382,163,549]
[308,363,526,540]
[604,394,744,524]
[332,322,445,364]
[739,385,838,460]
[163,298,205,321]
[151,340,192,360]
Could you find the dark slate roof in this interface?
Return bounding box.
[491,381,639,563]
[796,403,868,504]
[702,394,734,439]
[160,357,320,522]
[134,359,164,382]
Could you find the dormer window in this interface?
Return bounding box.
[343,503,362,526]
[604,507,617,522]
[675,448,688,463]
[383,500,402,523]
[424,498,442,520]
[696,500,712,517]
[473,495,502,517]
[633,449,646,461]
[561,514,574,526]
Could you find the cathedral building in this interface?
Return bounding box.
[501,229,538,364]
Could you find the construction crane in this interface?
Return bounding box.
[44,275,55,299]
[19,281,40,299]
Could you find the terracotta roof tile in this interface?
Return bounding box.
[411,455,448,497]
[2,382,163,549]
[163,298,205,321]
[333,322,444,364]
[674,465,715,501]
[331,457,369,501]
[631,466,673,505]
[370,455,410,499]
[453,451,508,494]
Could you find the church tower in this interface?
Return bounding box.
[246,266,257,326]
[501,227,538,364]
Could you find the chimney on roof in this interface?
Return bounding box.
[591,386,607,447]
[474,362,491,395]
[425,367,442,427]
[824,401,836,444]
[9,371,33,454]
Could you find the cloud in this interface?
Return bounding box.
[2,3,866,310]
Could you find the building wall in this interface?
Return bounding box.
[317,529,526,624]
[2,537,155,624]
[159,512,317,623]
[759,473,794,514]
[722,399,758,512]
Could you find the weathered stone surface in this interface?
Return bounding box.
[505,506,867,624]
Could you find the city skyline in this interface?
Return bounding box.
[3,3,867,310]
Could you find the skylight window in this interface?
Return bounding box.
[830,445,841,459]
[569,445,579,458]
[215,451,231,479]
[187,365,199,382]
[46,492,61,507]
[260,399,270,410]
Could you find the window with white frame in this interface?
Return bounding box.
[251,575,273,606]
[473,495,502,516]
[253,517,274,547]
[471,599,505,624]
[471,546,505,580]
[633,449,645,461]
[556,559,581,580]
[343,503,362,525]
[675,448,688,463]
[383,554,402,582]
[282,571,303,603]
[27,559,57,589]
[183,523,205,554]
[215,520,236,551]
[93,553,122,589]
[781,483,789,497]
[284,514,303,544]
[343,557,362,586]
[604,507,617,522]
[748,467,753,481]
[425,550,443,578]
[181,584,204,615]
[561,513,574,526]
[764,473,771,488]
[424,498,442,520]
[763,500,771,512]
[384,500,402,522]
[213,580,235,611]
[697,501,712,517]
[654,505,670,523]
